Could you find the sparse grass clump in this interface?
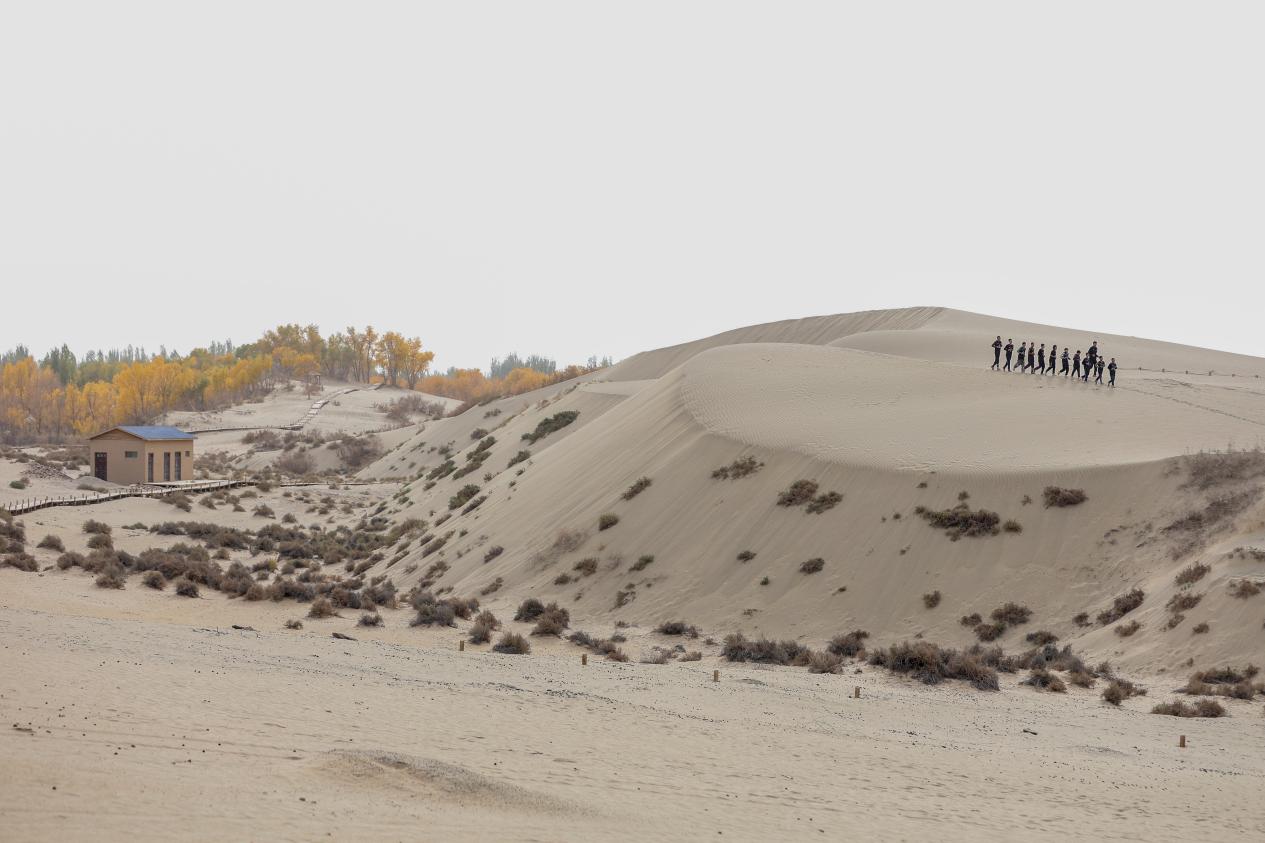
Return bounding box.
[598,513,619,531]
[915,504,1002,539]
[622,477,652,500]
[922,590,942,609]
[1043,487,1088,508]
[868,641,999,691]
[712,456,764,480]
[1097,588,1145,625]
[799,557,825,574]
[492,632,531,654]
[1152,700,1225,718]
[1002,519,1023,533]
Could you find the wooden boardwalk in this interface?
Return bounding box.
[1,478,374,517]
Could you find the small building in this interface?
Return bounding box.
[87,426,196,485]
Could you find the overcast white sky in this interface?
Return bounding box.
[2,2,1262,370]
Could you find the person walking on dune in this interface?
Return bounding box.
[1036,343,1046,374]
[1072,350,1081,379]
[1108,357,1117,387]
[1095,356,1105,385]
[1046,344,1058,375]
[1015,342,1026,373]
[1003,339,1014,371]
[1060,347,1070,376]
[1026,342,1036,373]
[992,336,1003,370]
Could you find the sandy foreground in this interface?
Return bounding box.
[2,571,1264,842]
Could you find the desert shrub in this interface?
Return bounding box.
[1182,448,1265,491]
[511,597,543,622]
[974,623,1006,642]
[598,513,619,531]
[1165,489,1259,536]
[1068,669,1096,688]
[483,545,504,563]
[507,450,531,469]
[334,435,383,471]
[34,534,64,552]
[640,648,672,665]
[531,603,570,636]
[521,411,579,444]
[174,578,199,598]
[679,651,702,662]
[826,630,870,657]
[2,552,38,572]
[165,493,192,512]
[140,570,165,589]
[721,633,808,665]
[868,641,999,691]
[804,491,843,514]
[1192,622,1210,634]
[1072,612,1091,627]
[95,566,126,589]
[82,520,112,536]
[1097,588,1145,625]
[479,577,504,596]
[470,428,489,440]
[959,613,983,627]
[923,590,942,609]
[1167,592,1202,613]
[1024,630,1058,646]
[800,557,825,574]
[1152,700,1225,718]
[86,534,113,551]
[736,550,756,562]
[1022,668,1066,692]
[712,456,764,480]
[8,478,28,489]
[253,504,275,519]
[358,612,383,627]
[1230,579,1261,599]
[410,591,456,627]
[630,554,655,572]
[807,650,843,674]
[469,621,494,644]
[1002,520,1023,533]
[275,450,315,475]
[1115,620,1142,637]
[307,597,337,618]
[622,477,652,500]
[448,484,481,510]
[284,619,303,630]
[1102,678,1145,706]
[492,632,531,654]
[991,603,1032,626]
[777,480,818,507]
[1043,487,1088,508]
[915,504,1002,539]
[56,551,85,570]
[655,621,699,637]
[1175,562,1210,586]
[573,558,598,576]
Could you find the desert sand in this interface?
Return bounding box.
[3,307,1265,841]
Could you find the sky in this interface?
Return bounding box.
[2,2,1262,371]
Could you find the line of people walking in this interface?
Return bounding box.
[990,336,1117,387]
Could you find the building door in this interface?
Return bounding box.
[163,452,171,481]
[147,453,154,482]
[94,452,107,481]
[175,451,182,481]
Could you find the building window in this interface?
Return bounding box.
[125,451,138,458]
[185,451,191,457]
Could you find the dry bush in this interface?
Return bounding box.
[514,597,546,622]
[598,513,619,531]
[1115,620,1142,637]
[914,504,1002,539]
[712,456,764,480]
[253,504,275,519]
[95,566,126,589]
[86,534,113,550]
[448,484,481,510]
[174,578,199,598]
[1068,669,1096,688]
[531,603,571,636]
[358,612,383,627]
[307,597,337,618]
[573,558,598,576]
[521,411,579,444]
[959,613,982,627]
[1167,592,1202,613]
[142,570,166,589]
[445,596,480,620]
[492,632,531,654]
[1072,612,1091,627]
[1002,519,1023,533]
[36,534,64,552]
[483,545,504,563]
[1043,487,1088,508]
[284,619,303,630]
[974,622,1006,642]
[1175,562,1210,586]
[736,550,756,562]
[1022,668,1067,692]
[1152,700,1225,718]
[622,477,652,500]
[777,480,818,507]
[275,450,315,475]
[2,552,37,572]
[82,520,112,536]
[479,577,504,596]
[640,648,672,665]
[827,630,870,657]
[630,554,655,572]
[800,557,825,574]
[679,651,702,662]
[868,641,1000,691]
[655,621,699,637]
[1182,448,1265,491]
[1097,588,1145,625]
[1024,630,1058,646]
[334,435,383,471]
[469,620,494,644]
[1192,622,1210,634]
[805,492,843,514]
[923,590,942,609]
[1165,489,1259,537]
[991,603,1032,626]
[721,633,808,665]
[410,591,456,627]
[1102,678,1145,706]
[807,650,843,674]
[1229,579,1261,599]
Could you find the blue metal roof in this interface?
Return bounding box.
[109,425,195,441]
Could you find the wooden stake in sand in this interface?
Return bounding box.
[582,653,588,666]
[853,686,861,699]
[713,669,719,682]
[1179,735,1186,748]
[459,640,465,652]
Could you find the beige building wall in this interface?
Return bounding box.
[87,431,195,485]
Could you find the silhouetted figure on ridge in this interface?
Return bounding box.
[992,336,1003,370]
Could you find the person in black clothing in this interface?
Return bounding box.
[1108,358,1117,387]
[1026,342,1036,372]
[1036,344,1046,374]
[991,336,1003,370]
[1072,350,1081,378]
[1015,342,1026,372]
[1003,339,1014,371]
[1046,344,1058,374]
[1060,348,1070,375]
[1094,356,1105,384]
